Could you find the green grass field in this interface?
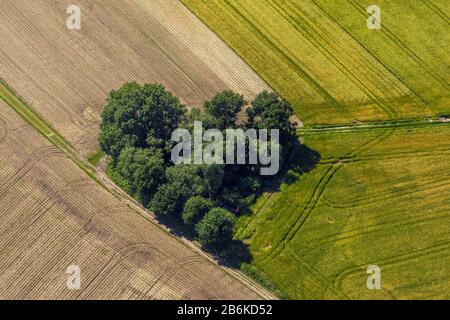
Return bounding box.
[182,0,449,125]
[237,123,450,299]
[182,0,450,299]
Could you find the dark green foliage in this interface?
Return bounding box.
[87,149,105,166]
[199,164,225,197]
[247,91,296,149]
[150,164,226,217]
[196,208,236,249]
[99,83,298,256]
[184,108,218,131]
[115,147,165,207]
[219,168,262,211]
[204,90,246,130]
[165,165,206,193]
[99,82,186,161]
[150,165,205,217]
[183,196,214,225]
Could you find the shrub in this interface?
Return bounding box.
[182,196,214,225]
[196,208,236,249]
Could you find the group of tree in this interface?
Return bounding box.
[100,82,297,252]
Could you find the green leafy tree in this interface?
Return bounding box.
[247,91,296,144]
[149,165,205,217]
[99,82,186,160]
[204,90,246,130]
[238,176,262,195]
[165,165,206,195]
[182,196,214,226]
[196,208,237,249]
[139,83,186,145]
[220,186,242,210]
[115,147,165,207]
[199,164,225,197]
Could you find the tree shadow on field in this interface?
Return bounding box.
[282,143,321,185]
[216,240,252,269]
[216,142,321,269]
[260,140,321,195]
[154,141,321,276]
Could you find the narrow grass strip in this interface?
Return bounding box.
[0,79,101,184]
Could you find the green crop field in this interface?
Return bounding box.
[182,0,450,299]
[236,123,450,299]
[182,0,449,125]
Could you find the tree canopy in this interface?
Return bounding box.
[247,91,296,149]
[100,82,186,161]
[183,196,214,226]
[196,208,237,249]
[204,90,246,130]
[99,83,298,254]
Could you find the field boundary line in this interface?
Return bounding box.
[0,79,100,183]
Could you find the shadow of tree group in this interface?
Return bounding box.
[282,143,322,185]
[218,141,322,291]
[157,140,321,272]
[261,140,321,194]
[155,214,251,268]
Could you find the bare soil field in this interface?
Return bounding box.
[0,99,273,300]
[0,0,269,155]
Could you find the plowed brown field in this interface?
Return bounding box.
[0,99,274,299]
[0,0,269,155]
